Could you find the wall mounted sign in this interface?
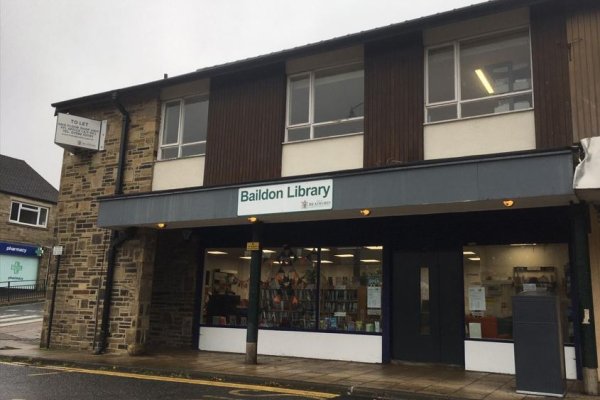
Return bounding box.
[237,179,333,216]
[55,112,107,152]
[0,241,40,258]
[0,255,39,285]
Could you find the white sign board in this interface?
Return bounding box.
[52,246,64,256]
[0,254,39,286]
[237,179,333,216]
[468,286,486,311]
[55,113,107,152]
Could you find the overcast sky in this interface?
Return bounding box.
[0,0,478,189]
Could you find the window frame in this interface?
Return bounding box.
[9,201,49,228]
[158,94,209,160]
[424,26,534,124]
[285,62,365,143]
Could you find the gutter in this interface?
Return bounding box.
[93,92,135,354]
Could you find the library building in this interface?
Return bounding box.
[44,0,600,392]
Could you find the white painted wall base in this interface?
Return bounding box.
[465,340,577,380]
[199,327,382,363]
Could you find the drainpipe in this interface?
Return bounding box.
[93,92,133,354]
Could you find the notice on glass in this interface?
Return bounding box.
[367,287,381,308]
[468,286,486,311]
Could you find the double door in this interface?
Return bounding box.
[391,250,464,365]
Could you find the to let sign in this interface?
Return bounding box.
[55,113,107,152]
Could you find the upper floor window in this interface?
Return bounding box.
[426,29,532,123]
[9,201,48,228]
[286,64,364,142]
[159,95,209,160]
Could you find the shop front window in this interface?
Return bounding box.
[318,246,382,332]
[202,248,250,327]
[463,243,572,342]
[260,247,317,329]
[201,245,383,334]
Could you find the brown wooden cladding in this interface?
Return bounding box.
[364,34,424,168]
[531,2,573,149]
[567,1,600,141]
[204,64,286,186]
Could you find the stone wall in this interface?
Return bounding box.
[0,192,56,284]
[148,230,200,348]
[41,92,161,351]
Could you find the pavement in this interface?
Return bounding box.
[0,303,596,400]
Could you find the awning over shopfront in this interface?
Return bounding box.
[97,149,577,229]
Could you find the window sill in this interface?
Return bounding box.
[282,132,363,145]
[155,154,205,163]
[423,107,533,126]
[7,221,48,230]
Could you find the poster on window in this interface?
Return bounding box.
[367,287,381,308]
[0,255,39,287]
[468,286,486,311]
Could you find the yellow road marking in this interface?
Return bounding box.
[0,361,338,399]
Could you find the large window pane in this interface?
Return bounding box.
[427,104,458,123]
[313,119,363,139]
[314,66,364,123]
[19,206,38,225]
[289,75,310,125]
[463,243,572,343]
[160,146,179,160]
[162,101,181,145]
[460,30,531,101]
[287,127,310,142]
[319,246,382,332]
[428,46,455,103]
[260,247,317,329]
[181,142,206,158]
[182,97,209,144]
[10,202,19,221]
[38,208,48,226]
[201,248,251,327]
[461,93,532,118]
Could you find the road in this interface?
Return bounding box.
[0,305,373,399]
[0,302,44,348]
[0,362,360,400]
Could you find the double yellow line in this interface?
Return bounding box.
[0,361,338,399]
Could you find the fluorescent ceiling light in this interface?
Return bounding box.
[262,249,275,254]
[475,69,494,94]
[468,257,481,261]
[334,254,354,258]
[510,243,537,246]
[360,259,381,263]
[239,256,252,260]
[304,248,330,252]
[365,246,383,250]
[320,260,333,264]
[207,251,228,255]
[463,251,476,255]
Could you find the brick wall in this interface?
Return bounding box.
[148,230,201,348]
[41,92,161,351]
[0,192,56,283]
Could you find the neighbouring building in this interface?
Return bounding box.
[43,0,600,392]
[0,154,58,289]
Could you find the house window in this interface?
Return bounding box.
[159,95,209,160]
[9,201,48,228]
[426,29,533,123]
[286,64,364,142]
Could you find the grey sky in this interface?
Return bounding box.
[0,0,478,188]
